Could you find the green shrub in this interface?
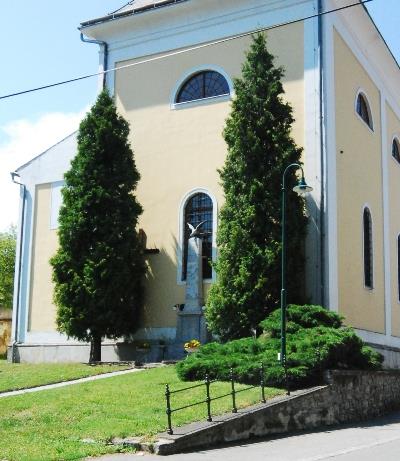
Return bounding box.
[259,304,343,337]
[177,304,383,388]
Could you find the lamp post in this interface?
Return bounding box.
[281,163,312,395]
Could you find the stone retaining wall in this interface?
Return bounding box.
[154,370,400,455]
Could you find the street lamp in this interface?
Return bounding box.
[280,163,312,394]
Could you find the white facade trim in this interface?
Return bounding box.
[103,0,315,95]
[172,94,231,111]
[380,92,392,337]
[303,1,322,304]
[20,184,36,344]
[356,328,400,350]
[170,64,234,108]
[177,187,218,285]
[50,181,64,230]
[11,185,26,343]
[354,88,375,133]
[324,16,339,312]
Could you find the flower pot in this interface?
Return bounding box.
[185,347,199,354]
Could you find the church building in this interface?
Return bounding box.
[9,0,400,366]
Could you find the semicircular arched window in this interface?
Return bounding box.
[182,193,213,280]
[356,93,373,130]
[392,138,400,164]
[176,71,230,104]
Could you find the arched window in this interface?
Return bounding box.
[392,138,400,164]
[176,71,230,104]
[182,193,213,280]
[356,92,373,130]
[363,207,373,289]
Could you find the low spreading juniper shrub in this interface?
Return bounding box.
[176,304,383,388]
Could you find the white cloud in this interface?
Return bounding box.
[0,110,86,232]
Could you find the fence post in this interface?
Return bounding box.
[165,384,173,435]
[230,368,237,413]
[260,362,266,403]
[285,359,290,396]
[205,374,212,422]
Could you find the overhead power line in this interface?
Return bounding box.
[0,0,373,101]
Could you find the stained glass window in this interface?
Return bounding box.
[356,93,373,130]
[176,71,230,103]
[183,193,213,280]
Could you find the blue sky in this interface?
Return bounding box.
[0,0,399,231]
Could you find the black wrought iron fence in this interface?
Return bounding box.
[165,363,267,434]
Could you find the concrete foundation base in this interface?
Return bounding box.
[370,343,400,369]
[7,342,168,364]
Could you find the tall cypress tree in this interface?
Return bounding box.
[206,34,307,341]
[51,90,144,362]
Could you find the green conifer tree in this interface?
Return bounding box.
[51,90,144,362]
[206,34,307,341]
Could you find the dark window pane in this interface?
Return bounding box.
[177,71,229,103]
[356,94,373,129]
[393,139,400,163]
[183,193,213,280]
[363,208,373,289]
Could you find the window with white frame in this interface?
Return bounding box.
[176,71,230,104]
[356,92,373,131]
[363,207,373,289]
[392,138,400,164]
[182,192,213,280]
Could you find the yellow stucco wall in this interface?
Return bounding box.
[115,25,305,329]
[28,184,58,332]
[334,30,385,333]
[387,104,400,337]
[28,25,305,333]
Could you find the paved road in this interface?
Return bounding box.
[94,412,400,461]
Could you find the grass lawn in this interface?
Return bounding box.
[0,365,284,461]
[0,360,132,393]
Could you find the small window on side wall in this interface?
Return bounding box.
[392,138,400,164]
[176,71,230,104]
[363,207,373,289]
[356,92,373,130]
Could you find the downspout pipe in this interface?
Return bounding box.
[318,0,326,306]
[80,32,108,89]
[10,172,26,363]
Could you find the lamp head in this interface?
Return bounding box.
[293,176,313,197]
